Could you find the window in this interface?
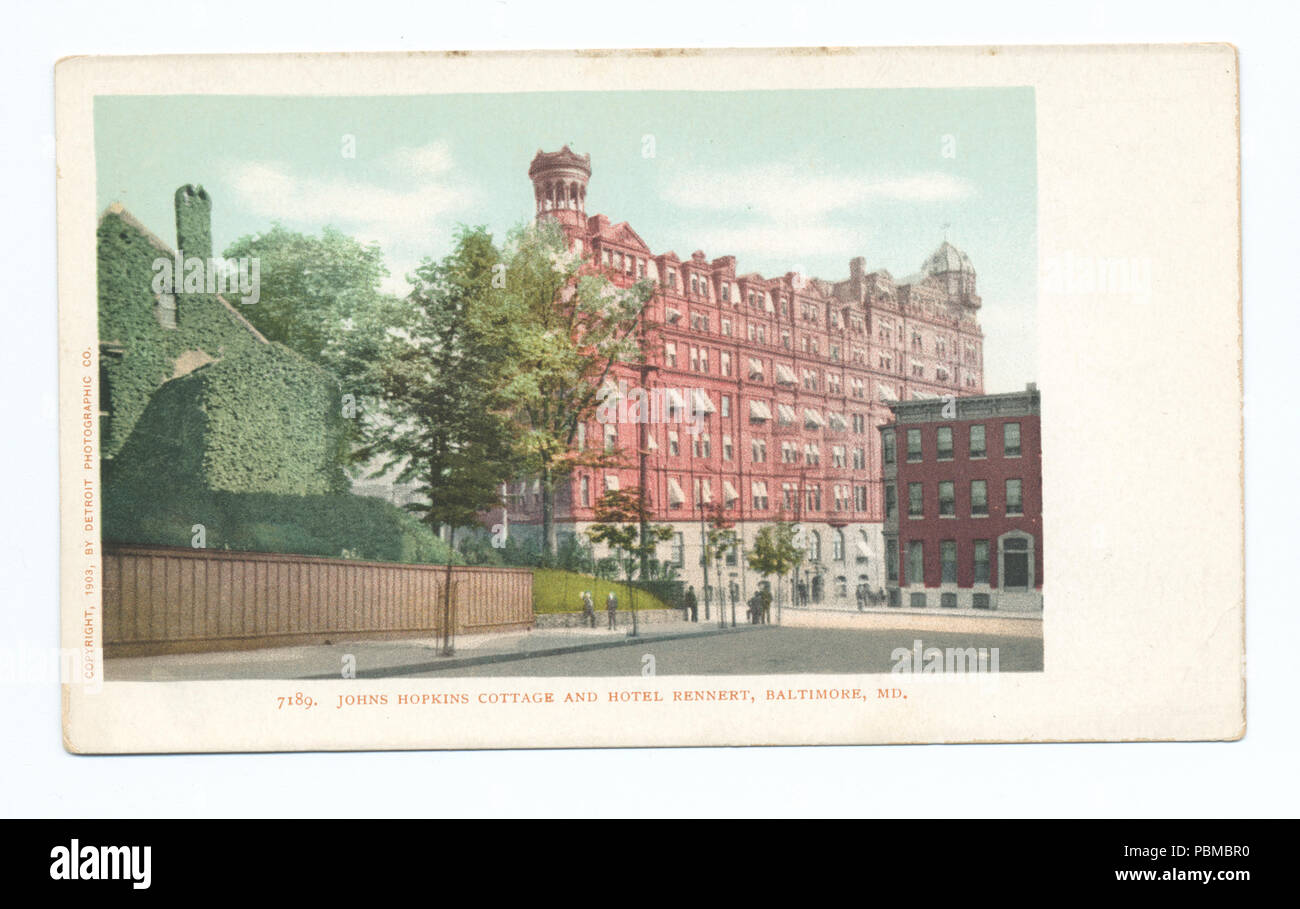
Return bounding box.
[721,319,732,337]
[852,447,866,470]
[693,433,711,459]
[971,480,988,517]
[1006,479,1023,515]
[854,485,868,511]
[906,541,924,587]
[969,424,986,458]
[938,481,955,516]
[722,434,733,461]
[883,429,896,465]
[721,394,730,417]
[973,540,990,584]
[833,529,845,562]
[671,533,685,566]
[664,342,677,368]
[154,293,177,330]
[853,413,866,434]
[752,481,769,510]
[831,446,846,469]
[604,424,617,452]
[782,483,797,511]
[806,485,822,512]
[937,427,953,460]
[941,541,957,583]
[751,439,767,463]
[668,431,679,457]
[721,352,731,376]
[908,482,923,518]
[885,484,897,519]
[807,531,822,562]
[580,476,590,507]
[886,539,899,582]
[1003,422,1022,457]
[907,429,922,461]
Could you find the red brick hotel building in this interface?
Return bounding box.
[506,146,994,612]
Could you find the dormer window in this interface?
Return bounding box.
[154,293,177,330]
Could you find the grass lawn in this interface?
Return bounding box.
[532,568,673,614]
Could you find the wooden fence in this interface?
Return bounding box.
[102,545,534,657]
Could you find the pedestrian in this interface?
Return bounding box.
[760,587,772,624]
[855,583,866,612]
[606,590,618,629]
[684,585,698,623]
[581,590,596,628]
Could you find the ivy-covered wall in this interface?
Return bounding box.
[97,207,263,459]
[103,483,459,565]
[108,341,347,496]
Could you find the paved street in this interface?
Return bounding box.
[407,626,1042,677]
[106,622,1041,680]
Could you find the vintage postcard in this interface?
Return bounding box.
[56,45,1243,752]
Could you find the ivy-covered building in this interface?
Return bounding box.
[98,185,346,495]
[97,186,452,564]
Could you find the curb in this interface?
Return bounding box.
[304,624,771,679]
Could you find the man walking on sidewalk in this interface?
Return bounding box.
[606,590,618,629]
[581,590,596,628]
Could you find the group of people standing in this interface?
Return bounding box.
[579,589,618,629]
[680,585,772,624]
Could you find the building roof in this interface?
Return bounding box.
[921,240,975,276]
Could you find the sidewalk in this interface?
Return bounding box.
[105,621,762,681]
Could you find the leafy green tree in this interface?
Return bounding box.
[585,487,673,637]
[747,518,805,624]
[703,503,739,627]
[223,224,400,385]
[358,226,519,653]
[499,219,655,556]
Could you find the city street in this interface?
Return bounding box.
[407,626,1042,677]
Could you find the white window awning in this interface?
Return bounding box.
[777,404,797,425]
[912,390,939,400]
[691,388,716,414]
[667,477,686,506]
[665,308,682,323]
[723,481,739,503]
[775,364,797,384]
[803,408,825,428]
[667,429,679,444]
[699,480,713,503]
[604,475,620,491]
[751,480,768,497]
[878,383,898,401]
[645,430,658,450]
[827,411,847,431]
[665,388,686,410]
[857,537,871,558]
[749,400,772,421]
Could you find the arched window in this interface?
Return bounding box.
[808,530,821,562]
[857,529,870,564]
[833,529,845,561]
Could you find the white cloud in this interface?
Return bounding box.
[223,141,474,294]
[658,162,974,269]
[662,163,974,219]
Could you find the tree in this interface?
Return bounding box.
[357,226,519,654]
[747,518,805,625]
[585,487,673,637]
[499,218,655,557]
[702,503,739,627]
[223,224,398,374]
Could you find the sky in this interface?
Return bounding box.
[95,88,1036,391]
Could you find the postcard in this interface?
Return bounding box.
[56,45,1243,752]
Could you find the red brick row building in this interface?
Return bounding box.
[506,146,992,611]
[880,386,1043,612]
